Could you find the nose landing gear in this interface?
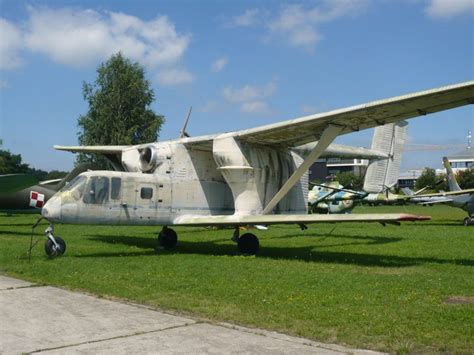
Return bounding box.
[44,225,66,257]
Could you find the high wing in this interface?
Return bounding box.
[230,81,473,147]
[173,213,430,226]
[54,145,129,156]
[55,81,473,154]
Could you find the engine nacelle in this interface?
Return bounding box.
[139,146,160,173]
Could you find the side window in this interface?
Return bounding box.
[111,177,121,200]
[84,177,109,204]
[140,187,153,199]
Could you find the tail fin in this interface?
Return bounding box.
[443,157,461,191]
[363,121,407,193]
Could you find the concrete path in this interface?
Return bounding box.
[0,275,382,354]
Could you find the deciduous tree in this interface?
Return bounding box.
[77,53,164,167]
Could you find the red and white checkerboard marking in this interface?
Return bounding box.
[29,191,45,208]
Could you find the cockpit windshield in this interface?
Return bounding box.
[59,175,87,201]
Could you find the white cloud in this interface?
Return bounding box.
[222,81,276,103]
[1,7,192,86]
[268,1,369,51]
[232,9,261,27]
[222,80,276,114]
[241,101,271,114]
[211,57,228,72]
[425,0,474,18]
[156,68,194,86]
[24,7,190,69]
[0,18,23,69]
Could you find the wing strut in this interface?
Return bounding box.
[263,124,343,214]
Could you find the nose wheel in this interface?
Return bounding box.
[44,225,66,257]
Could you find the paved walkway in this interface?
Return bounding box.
[0,275,382,354]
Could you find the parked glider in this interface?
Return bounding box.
[40,81,473,257]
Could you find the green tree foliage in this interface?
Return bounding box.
[77,53,164,167]
[0,150,29,174]
[335,171,364,190]
[415,167,438,191]
[0,150,68,181]
[456,168,474,189]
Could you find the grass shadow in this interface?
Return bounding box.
[83,234,473,267]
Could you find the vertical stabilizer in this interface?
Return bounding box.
[443,157,461,191]
[363,121,407,193]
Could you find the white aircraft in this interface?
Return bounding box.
[408,157,474,225]
[40,81,473,257]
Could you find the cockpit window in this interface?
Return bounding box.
[84,177,109,204]
[60,175,87,201]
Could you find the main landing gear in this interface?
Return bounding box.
[157,226,260,255]
[158,226,178,249]
[43,225,66,258]
[232,227,260,255]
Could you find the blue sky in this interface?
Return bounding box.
[0,0,473,172]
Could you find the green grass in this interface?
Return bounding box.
[0,205,472,353]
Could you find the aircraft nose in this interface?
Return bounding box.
[42,196,61,221]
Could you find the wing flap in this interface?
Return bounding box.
[173,213,430,226]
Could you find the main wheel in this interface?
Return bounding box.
[238,233,259,255]
[158,228,178,249]
[44,236,66,257]
[463,217,473,226]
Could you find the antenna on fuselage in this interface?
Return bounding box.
[179,106,192,138]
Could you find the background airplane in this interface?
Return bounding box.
[40,81,473,257]
[411,157,474,225]
[0,174,38,194]
[0,164,98,212]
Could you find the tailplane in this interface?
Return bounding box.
[442,157,461,191]
[363,121,408,193]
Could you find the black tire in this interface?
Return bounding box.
[463,217,472,226]
[158,228,178,249]
[44,236,66,257]
[238,233,259,255]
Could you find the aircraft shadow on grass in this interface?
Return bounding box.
[83,233,473,268]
